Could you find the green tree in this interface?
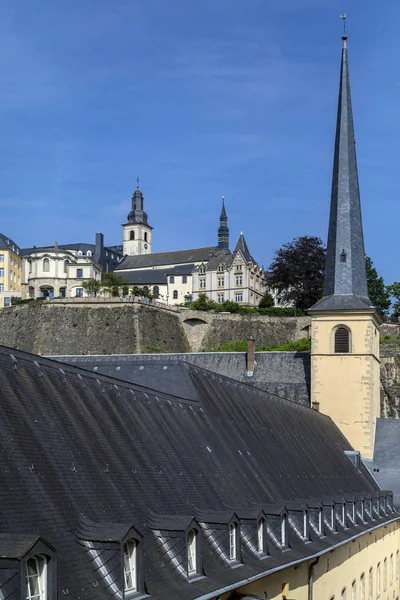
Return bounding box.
[365,256,391,316]
[258,291,275,309]
[387,282,400,317]
[268,236,326,310]
[102,273,128,297]
[82,278,102,297]
[191,293,217,311]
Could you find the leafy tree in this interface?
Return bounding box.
[258,292,275,309]
[191,293,217,311]
[387,282,400,317]
[102,273,128,297]
[268,236,326,310]
[82,278,102,297]
[365,256,391,316]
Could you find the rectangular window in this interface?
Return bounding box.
[235,264,242,271]
[377,562,381,597]
[182,276,187,284]
[235,275,242,286]
[217,294,224,304]
[77,268,83,278]
[4,297,10,307]
[187,530,197,575]
[257,519,263,554]
[235,293,243,303]
[0,254,3,262]
[123,540,137,592]
[75,288,83,297]
[369,567,373,600]
[384,558,387,591]
[0,284,4,292]
[217,277,224,288]
[170,276,174,284]
[0,268,4,277]
[281,514,287,547]
[26,555,46,600]
[199,278,206,289]
[229,523,237,561]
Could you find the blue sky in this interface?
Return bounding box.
[1,0,399,282]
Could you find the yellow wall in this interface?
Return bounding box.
[0,249,23,307]
[311,311,381,459]
[212,521,400,600]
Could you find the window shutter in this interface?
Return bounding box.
[335,327,350,353]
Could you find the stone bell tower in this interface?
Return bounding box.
[122,178,153,256]
[309,34,382,459]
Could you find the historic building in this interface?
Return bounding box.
[0,233,23,308]
[21,233,123,299]
[309,33,381,460]
[116,195,268,305]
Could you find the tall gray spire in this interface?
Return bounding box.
[218,197,229,249]
[311,35,373,312]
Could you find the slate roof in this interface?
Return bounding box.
[0,345,395,599]
[116,247,221,271]
[0,233,20,253]
[370,418,400,508]
[233,233,255,264]
[310,37,372,312]
[21,242,123,258]
[118,264,195,286]
[51,351,311,405]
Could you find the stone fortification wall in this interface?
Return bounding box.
[0,303,189,355]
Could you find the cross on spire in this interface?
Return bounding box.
[136,176,140,189]
[340,13,347,34]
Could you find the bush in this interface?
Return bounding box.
[146,346,165,354]
[257,307,304,316]
[258,292,275,309]
[259,337,311,352]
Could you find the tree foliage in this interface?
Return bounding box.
[387,282,400,317]
[258,291,275,309]
[102,273,128,297]
[365,256,391,316]
[82,278,102,297]
[268,236,326,310]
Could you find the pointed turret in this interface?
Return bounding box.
[233,232,254,264]
[218,197,229,249]
[310,35,373,312]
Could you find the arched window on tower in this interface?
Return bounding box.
[43,258,50,272]
[130,231,135,241]
[334,326,350,353]
[144,232,148,242]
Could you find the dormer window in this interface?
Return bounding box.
[281,514,288,547]
[218,264,224,272]
[187,530,197,576]
[229,523,238,561]
[86,250,92,257]
[199,264,206,275]
[318,508,323,535]
[303,511,309,540]
[77,250,83,257]
[123,540,137,593]
[26,555,47,600]
[257,518,264,554]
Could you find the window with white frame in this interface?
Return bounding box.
[218,264,224,272]
[26,555,47,600]
[303,511,309,539]
[0,254,3,262]
[235,275,242,286]
[0,284,4,292]
[217,277,224,288]
[187,530,197,575]
[77,250,83,256]
[0,268,5,277]
[199,278,206,289]
[257,518,264,553]
[281,514,287,547]
[217,294,224,304]
[360,573,365,600]
[199,264,205,274]
[123,540,137,593]
[235,293,243,303]
[318,508,323,534]
[75,288,83,297]
[235,264,242,271]
[229,523,238,561]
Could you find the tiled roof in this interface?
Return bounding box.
[0,233,20,253]
[116,247,221,270]
[0,345,395,599]
[370,418,400,508]
[118,264,195,285]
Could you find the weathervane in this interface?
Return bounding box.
[340,13,347,34]
[136,175,140,189]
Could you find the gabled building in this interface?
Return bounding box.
[0,233,23,307]
[116,194,267,305]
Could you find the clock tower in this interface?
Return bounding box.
[122,179,153,256]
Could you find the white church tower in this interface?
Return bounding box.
[122,178,153,256]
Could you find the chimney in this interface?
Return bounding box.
[95,232,104,261]
[246,338,255,377]
[312,401,320,412]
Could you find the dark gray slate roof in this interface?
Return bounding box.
[21,242,122,258]
[118,264,194,286]
[54,351,309,406]
[0,345,395,600]
[234,233,255,264]
[310,37,372,312]
[371,418,400,508]
[0,233,20,253]
[116,246,220,271]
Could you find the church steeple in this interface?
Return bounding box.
[123,178,153,256]
[127,177,150,226]
[218,197,229,249]
[311,34,373,312]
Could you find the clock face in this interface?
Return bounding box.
[144,243,148,249]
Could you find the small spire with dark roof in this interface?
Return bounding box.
[218,196,229,249]
[127,178,150,226]
[310,30,373,312]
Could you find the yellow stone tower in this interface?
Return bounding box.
[309,34,382,459]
